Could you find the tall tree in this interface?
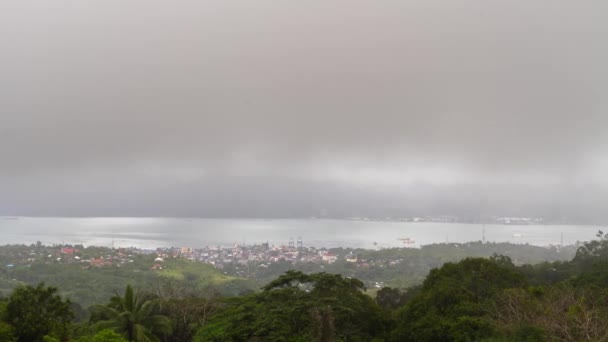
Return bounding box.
[5,283,73,342]
[155,278,221,342]
[91,285,171,342]
[195,271,387,341]
[392,257,526,341]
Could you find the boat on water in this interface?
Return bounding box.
[397,237,416,244]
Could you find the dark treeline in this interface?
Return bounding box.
[2,232,608,341]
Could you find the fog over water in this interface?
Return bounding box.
[2,1,608,222]
[0,217,601,249]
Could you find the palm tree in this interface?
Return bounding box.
[91,285,171,342]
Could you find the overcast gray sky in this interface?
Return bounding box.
[1,1,607,220]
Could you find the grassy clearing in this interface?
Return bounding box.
[158,258,235,284]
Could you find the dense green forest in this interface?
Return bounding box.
[1,233,607,341]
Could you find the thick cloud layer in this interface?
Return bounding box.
[1,1,608,220]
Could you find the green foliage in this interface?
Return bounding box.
[0,300,16,341]
[158,259,232,282]
[392,257,526,341]
[2,254,158,309]
[573,230,608,263]
[511,325,546,342]
[195,271,387,341]
[375,286,420,312]
[0,321,16,342]
[71,329,128,342]
[156,278,222,342]
[0,246,256,311]
[90,285,171,342]
[92,329,129,342]
[5,283,73,342]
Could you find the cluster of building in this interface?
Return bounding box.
[0,244,150,269]
[1,240,360,272]
[153,241,351,268]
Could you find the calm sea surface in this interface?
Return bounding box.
[0,217,602,249]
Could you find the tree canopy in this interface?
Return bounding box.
[90,285,171,342]
[196,271,386,341]
[5,283,73,342]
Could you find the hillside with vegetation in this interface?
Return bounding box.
[0,246,256,310]
[0,241,576,311]
[1,234,606,341]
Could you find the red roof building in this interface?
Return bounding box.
[60,247,78,255]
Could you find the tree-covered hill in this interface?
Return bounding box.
[0,247,256,310]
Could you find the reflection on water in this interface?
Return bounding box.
[0,217,601,249]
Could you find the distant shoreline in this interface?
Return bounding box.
[0,217,600,250]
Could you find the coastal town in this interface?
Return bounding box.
[1,237,577,288]
[0,240,356,270]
